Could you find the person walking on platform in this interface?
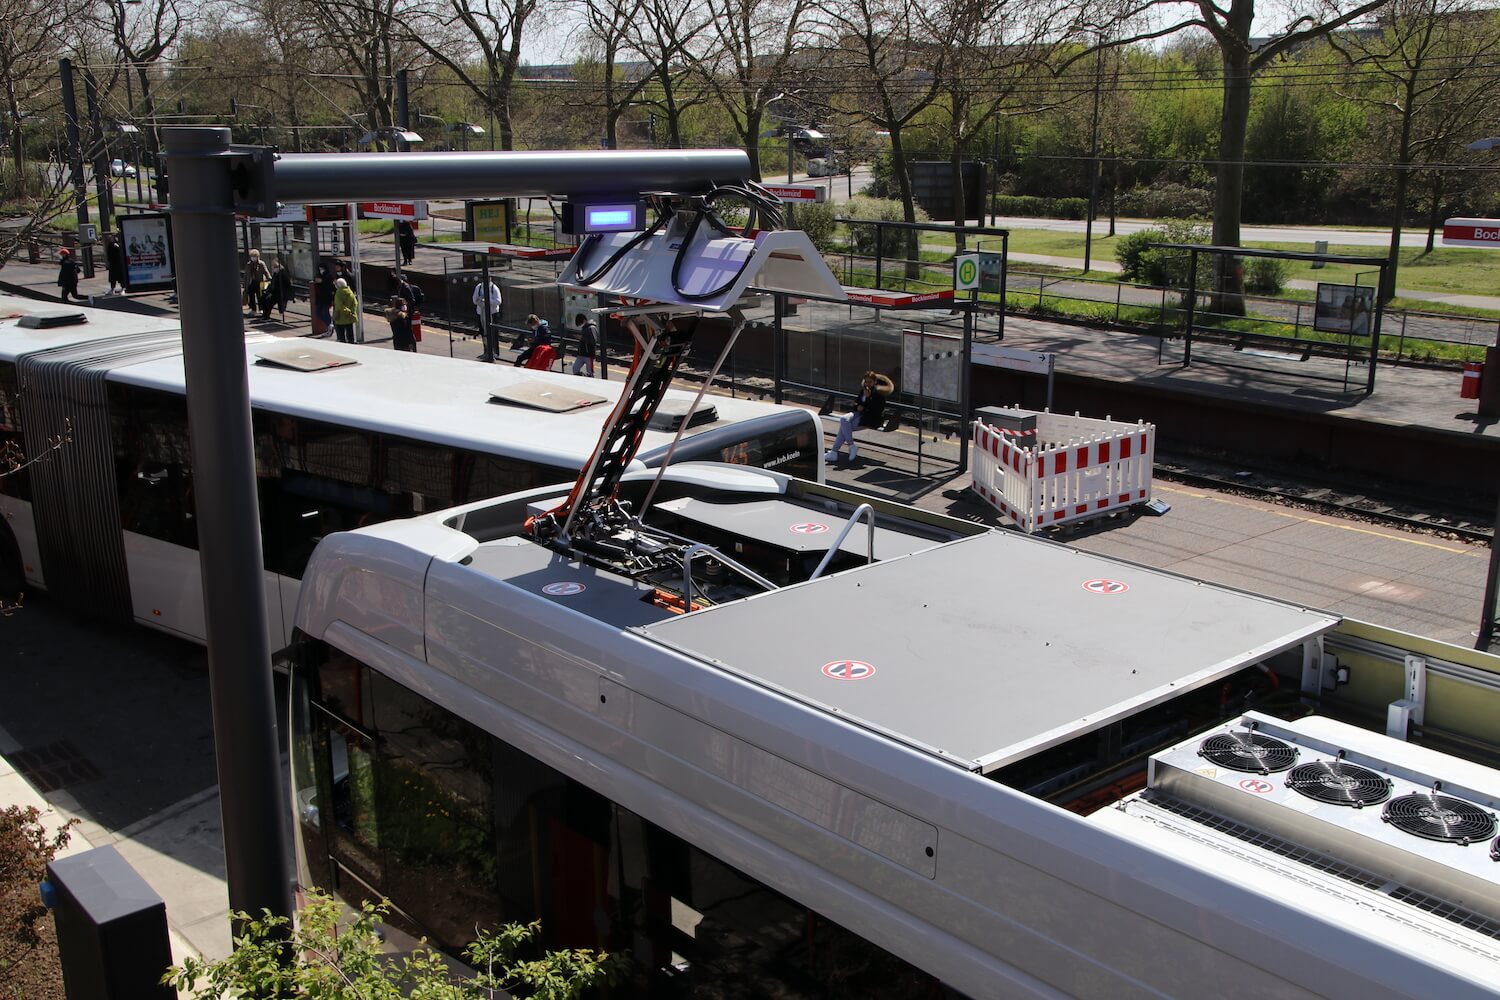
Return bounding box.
[313,260,335,336]
[332,278,359,344]
[243,249,270,317]
[473,277,502,362]
[397,221,418,266]
[262,256,292,322]
[571,313,598,377]
[104,233,126,295]
[56,249,87,303]
[384,295,417,352]
[825,370,894,464]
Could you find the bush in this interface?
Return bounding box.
[842,195,929,258]
[789,202,838,253]
[166,891,629,999]
[991,195,1089,220]
[1114,218,1212,289]
[1243,256,1290,295]
[1,805,74,1000]
[1116,183,1215,220]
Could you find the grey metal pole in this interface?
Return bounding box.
[1478,489,1500,652]
[396,69,410,154]
[271,149,751,203]
[59,59,93,277]
[162,126,293,929]
[84,69,113,239]
[959,295,973,475]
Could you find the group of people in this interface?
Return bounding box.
[242,249,294,322]
[54,233,133,302]
[469,278,598,376]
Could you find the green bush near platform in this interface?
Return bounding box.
[991,195,1090,220]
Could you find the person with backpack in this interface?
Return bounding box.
[56,248,88,303]
[570,313,598,377]
[514,314,554,369]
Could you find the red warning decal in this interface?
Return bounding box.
[542,582,587,597]
[1082,579,1129,595]
[790,522,829,534]
[1239,778,1274,795]
[821,660,876,681]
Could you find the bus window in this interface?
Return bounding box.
[110,385,197,549]
[457,452,567,505]
[664,414,820,482]
[0,362,28,501]
[382,440,454,513]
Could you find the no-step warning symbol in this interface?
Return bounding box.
[790,522,829,535]
[1082,579,1129,595]
[542,582,586,597]
[822,660,876,681]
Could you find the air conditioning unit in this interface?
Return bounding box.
[1143,712,1500,923]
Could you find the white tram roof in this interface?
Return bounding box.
[336,466,1342,776]
[0,293,803,468]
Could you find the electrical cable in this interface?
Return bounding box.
[571,202,671,287]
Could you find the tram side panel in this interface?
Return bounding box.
[288,529,1477,1000]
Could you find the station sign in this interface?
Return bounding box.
[764,184,826,204]
[359,200,429,221]
[954,253,980,291]
[1442,217,1500,248]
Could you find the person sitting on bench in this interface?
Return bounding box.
[825,370,895,463]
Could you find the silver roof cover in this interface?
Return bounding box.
[638,531,1340,772]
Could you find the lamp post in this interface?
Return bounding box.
[448,121,485,152]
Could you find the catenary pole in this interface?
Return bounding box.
[163,132,751,935]
[58,59,94,278]
[163,126,293,927]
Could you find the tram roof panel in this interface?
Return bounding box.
[638,530,1340,773]
[0,295,181,360]
[105,338,799,468]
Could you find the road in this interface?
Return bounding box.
[962,214,1445,249]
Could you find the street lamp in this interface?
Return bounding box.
[357,128,423,151]
[447,121,485,152]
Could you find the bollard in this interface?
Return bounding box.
[43,845,175,1000]
[1462,361,1483,400]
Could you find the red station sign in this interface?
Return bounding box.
[763,184,826,203]
[1441,218,1500,248]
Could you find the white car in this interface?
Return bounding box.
[110,158,137,179]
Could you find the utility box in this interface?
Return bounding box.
[975,406,1038,437]
[45,845,175,1000]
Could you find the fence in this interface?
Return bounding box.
[970,409,1155,532]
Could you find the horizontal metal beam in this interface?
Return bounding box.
[272,149,752,204]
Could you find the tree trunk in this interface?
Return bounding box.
[1383,94,1417,302]
[6,79,24,187]
[1212,47,1253,315]
[1424,172,1445,254]
[951,144,966,252]
[1108,157,1117,237]
[743,109,762,181]
[889,129,919,278]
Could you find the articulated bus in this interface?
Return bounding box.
[0,296,821,645]
[286,462,1500,999]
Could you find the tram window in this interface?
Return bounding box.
[457,452,564,505]
[110,385,197,549]
[0,362,29,501]
[369,671,500,949]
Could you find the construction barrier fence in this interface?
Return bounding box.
[970,409,1155,532]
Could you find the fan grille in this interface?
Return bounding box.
[1198,732,1299,774]
[1382,793,1497,845]
[1286,761,1391,807]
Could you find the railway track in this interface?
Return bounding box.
[1154,452,1494,544]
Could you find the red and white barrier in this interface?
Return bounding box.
[970,409,1155,532]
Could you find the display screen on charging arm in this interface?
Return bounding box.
[584,204,642,232]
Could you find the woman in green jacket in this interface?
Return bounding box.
[332,278,359,344]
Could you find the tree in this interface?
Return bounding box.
[926,0,1068,249]
[822,0,944,273]
[1330,0,1500,296]
[165,891,627,999]
[627,0,715,147]
[0,0,69,180]
[96,0,184,168]
[682,0,816,179]
[1089,0,1391,310]
[403,0,544,150]
[569,0,653,149]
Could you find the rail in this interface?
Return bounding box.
[808,503,876,581]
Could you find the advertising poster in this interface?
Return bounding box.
[121,213,175,292]
[1313,283,1375,337]
[468,200,510,243]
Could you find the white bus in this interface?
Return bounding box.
[285,462,1500,999]
[0,296,822,645]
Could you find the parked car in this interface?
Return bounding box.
[110,158,137,178]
